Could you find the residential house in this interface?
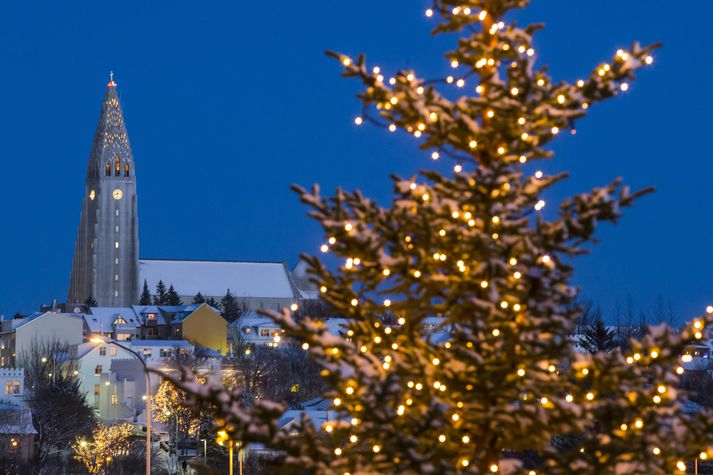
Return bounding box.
[0,403,36,465]
[76,340,194,421]
[0,312,83,368]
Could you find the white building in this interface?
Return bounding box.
[0,369,24,402]
[0,312,84,368]
[139,259,301,311]
[76,340,194,421]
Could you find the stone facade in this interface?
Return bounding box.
[68,78,139,306]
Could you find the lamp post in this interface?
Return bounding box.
[200,438,207,464]
[90,337,151,475]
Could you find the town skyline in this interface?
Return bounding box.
[1,0,712,320]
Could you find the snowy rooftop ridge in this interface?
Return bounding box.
[139,258,297,299]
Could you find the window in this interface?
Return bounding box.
[115,225,119,232]
[115,274,119,281]
[94,385,100,395]
[260,328,271,337]
[99,346,106,356]
[115,242,119,248]
[106,161,111,176]
[114,155,121,176]
[114,290,118,297]
[95,365,102,375]
[159,348,172,358]
[111,393,119,405]
[117,333,130,341]
[109,346,117,357]
[114,316,127,326]
[147,327,156,337]
[146,313,156,320]
[115,258,119,264]
[124,162,130,177]
[5,380,20,395]
[143,348,152,358]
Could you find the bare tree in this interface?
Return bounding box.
[19,338,95,469]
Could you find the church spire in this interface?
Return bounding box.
[69,75,140,307]
[88,74,133,180]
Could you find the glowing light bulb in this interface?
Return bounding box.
[620,83,629,92]
[456,78,465,88]
[557,94,565,104]
[342,57,351,66]
[425,8,433,17]
[510,87,519,96]
[645,55,654,65]
[354,116,363,125]
[388,124,397,132]
[454,164,462,173]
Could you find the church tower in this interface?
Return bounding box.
[68,75,139,306]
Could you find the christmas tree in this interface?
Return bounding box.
[162,2,713,473]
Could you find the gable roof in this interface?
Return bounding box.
[139,259,297,299]
[85,307,140,333]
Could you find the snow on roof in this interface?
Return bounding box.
[229,312,278,328]
[139,259,297,299]
[128,340,194,348]
[85,307,139,333]
[4,311,83,331]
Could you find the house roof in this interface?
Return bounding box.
[229,312,278,329]
[139,259,297,299]
[128,340,194,348]
[2,311,84,332]
[85,307,140,333]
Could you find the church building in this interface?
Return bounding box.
[68,75,139,307]
[68,77,316,309]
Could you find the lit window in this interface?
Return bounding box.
[115,226,119,232]
[124,162,130,177]
[115,242,119,248]
[5,380,20,395]
[114,290,118,297]
[111,393,119,405]
[260,329,271,337]
[115,258,119,264]
[109,346,117,357]
[99,346,106,356]
[106,161,111,176]
[114,155,120,176]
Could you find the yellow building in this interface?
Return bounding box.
[180,304,228,355]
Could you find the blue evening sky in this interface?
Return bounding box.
[0,1,709,323]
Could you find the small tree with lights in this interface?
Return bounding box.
[161,1,713,473]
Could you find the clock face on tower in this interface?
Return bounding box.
[112,189,123,200]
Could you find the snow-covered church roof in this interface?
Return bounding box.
[138,259,297,299]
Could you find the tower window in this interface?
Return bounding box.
[106,161,111,176]
[115,274,119,281]
[115,242,119,248]
[124,162,130,177]
[114,155,121,176]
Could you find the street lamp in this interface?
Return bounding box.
[90,337,151,475]
[216,431,243,475]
